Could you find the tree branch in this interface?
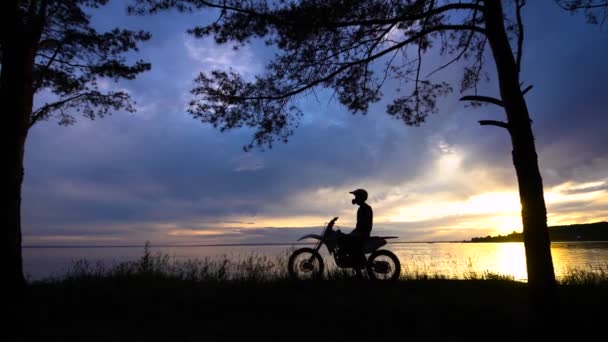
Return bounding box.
[522,84,533,95]
[209,24,486,102]
[325,3,484,28]
[36,53,95,69]
[199,1,264,16]
[34,41,64,91]
[516,0,526,74]
[460,95,504,107]
[479,120,510,130]
[426,31,475,78]
[555,0,608,26]
[195,1,484,29]
[556,0,608,10]
[425,1,482,78]
[30,92,90,127]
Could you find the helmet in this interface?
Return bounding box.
[349,189,368,202]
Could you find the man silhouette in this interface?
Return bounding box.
[345,188,373,276]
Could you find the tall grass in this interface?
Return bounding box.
[558,263,608,286]
[46,242,608,286]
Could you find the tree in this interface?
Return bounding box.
[556,0,608,25]
[1,0,150,289]
[131,0,566,291]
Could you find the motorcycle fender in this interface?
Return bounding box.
[297,234,323,241]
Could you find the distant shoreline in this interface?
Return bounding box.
[468,221,608,243]
[20,222,608,248]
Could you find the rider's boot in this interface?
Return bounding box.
[356,253,366,279]
[353,256,365,279]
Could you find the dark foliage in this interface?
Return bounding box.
[556,0,608,25]
[2,0,151,288]
[1,0,151,127]
[131,0,499,150]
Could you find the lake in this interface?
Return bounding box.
[23,241,608,282]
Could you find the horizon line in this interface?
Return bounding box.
[22,240,465,248]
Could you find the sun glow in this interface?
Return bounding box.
[491,243,528,280]
[390,191,521,223]
[155,175,606,243]
[385,178,607,237]
[546,180,607,203]
[209,216,330,229]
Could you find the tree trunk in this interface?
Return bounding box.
[1,20,37,290]
[483,1,556,293]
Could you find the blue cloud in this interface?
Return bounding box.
[22,1,608,245]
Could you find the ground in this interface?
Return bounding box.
[15,278,607,340]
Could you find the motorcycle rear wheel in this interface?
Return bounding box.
[288,248,324,280]
[366,250,401,281]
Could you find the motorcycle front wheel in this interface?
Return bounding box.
[288,248,324,280]
[366,250,401,281]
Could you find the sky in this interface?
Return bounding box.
[22,1,608,246]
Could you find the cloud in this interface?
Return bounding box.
[231,154,265,172]
[20,1,608,246]
[559,180,608,195]
[183,35,262,77]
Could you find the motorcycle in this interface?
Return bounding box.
[288,217,401,281]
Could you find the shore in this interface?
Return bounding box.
[14,246,607,339]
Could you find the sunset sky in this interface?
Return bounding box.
[22,1,608,246]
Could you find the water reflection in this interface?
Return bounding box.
[551,242,608,275]
[489,243,527,280]
[391,241,607,281]
[22,241,608,281]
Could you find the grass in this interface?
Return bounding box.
[38,242,607,285]
[16,244,608,340]
[50,242,293,284]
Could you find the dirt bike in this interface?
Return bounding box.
[288,217,401,281]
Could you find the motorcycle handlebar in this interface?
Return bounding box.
[321,217,339,238]
[326,217,338,229]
